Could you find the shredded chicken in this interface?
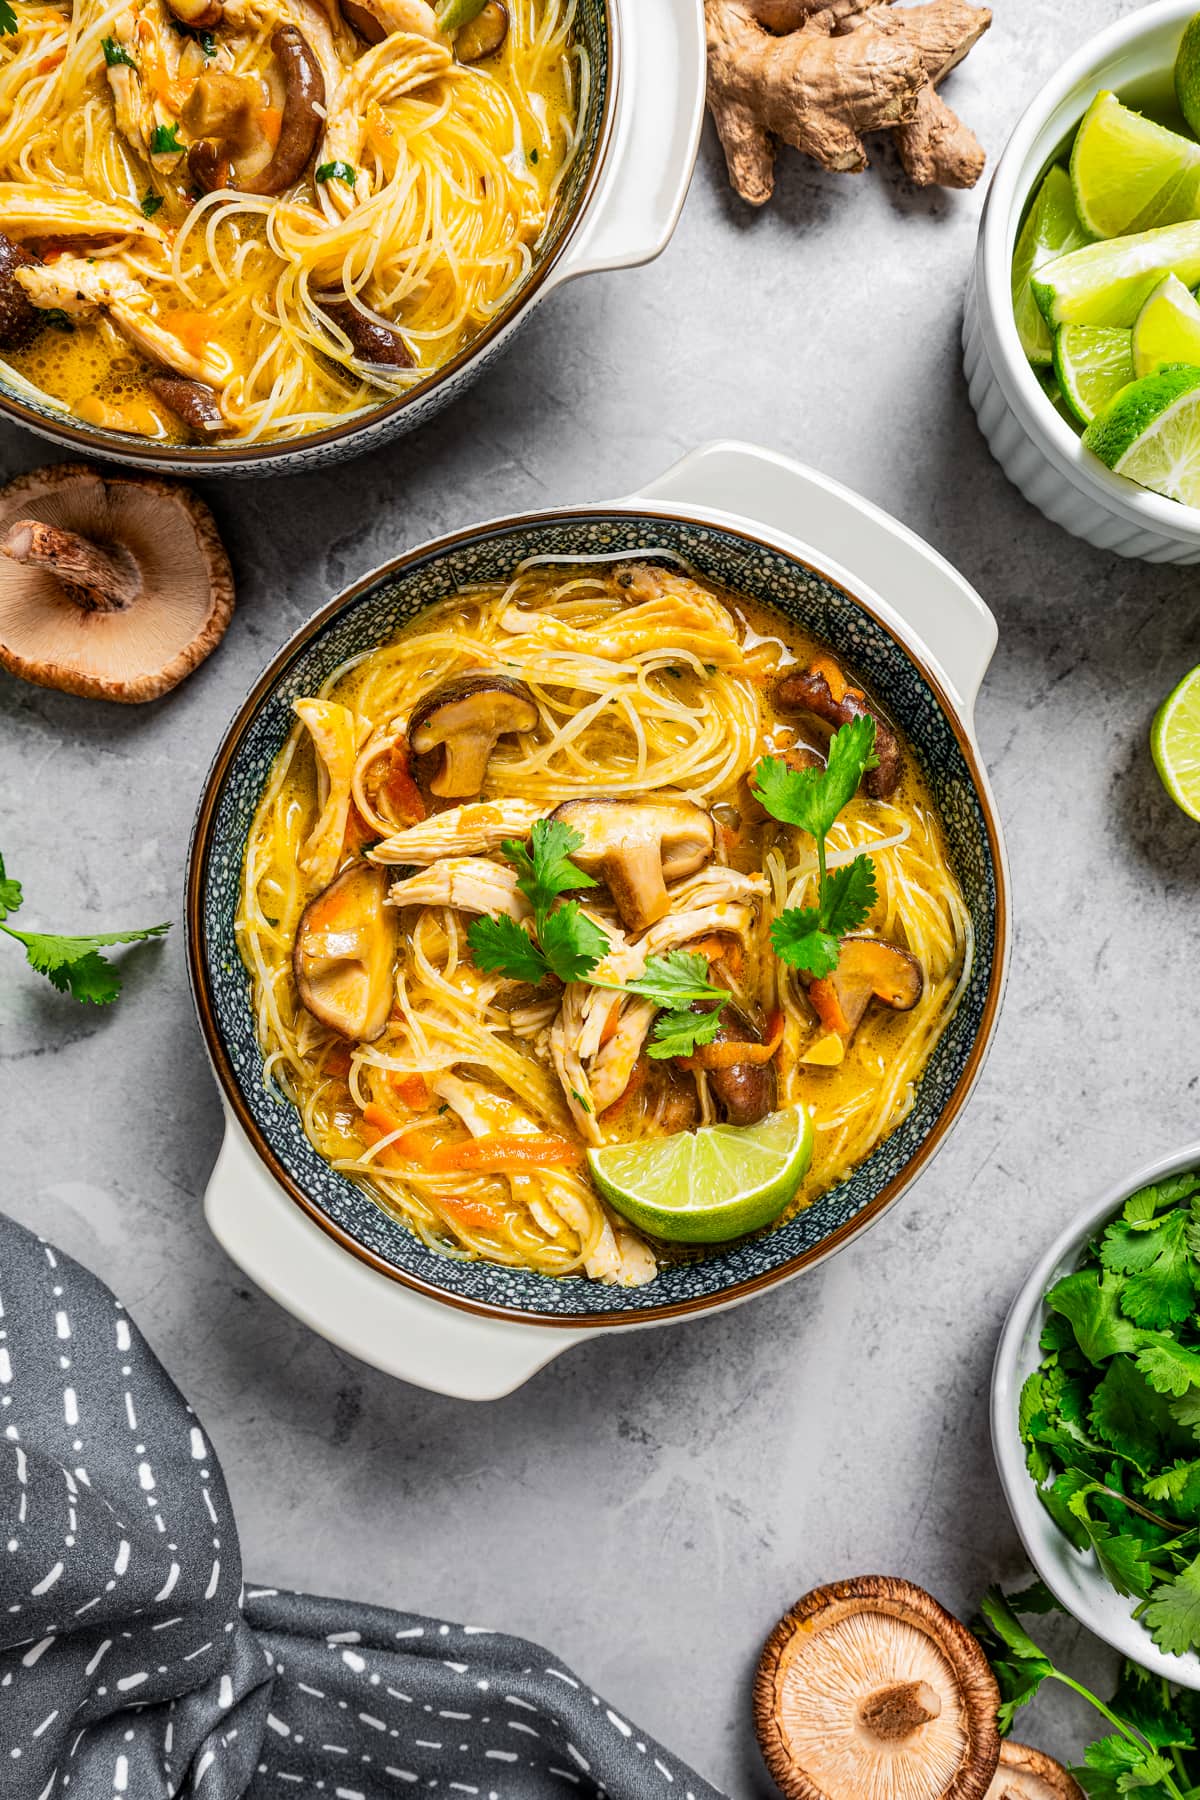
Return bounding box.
[499,568,744,667]
[320,30,454,215]
[0,183,166,243]
[368,799,543,865]
[386,858,530,921]
[104,0,188,172]
[294,698,358,886]
[430,1072,656,1286]
[16,255,234,387]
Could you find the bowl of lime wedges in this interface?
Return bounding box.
[965,0,1200,563]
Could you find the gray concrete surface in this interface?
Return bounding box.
[3,1,1197,1788]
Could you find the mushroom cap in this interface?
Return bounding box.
[0,463,233,702]
[754,1576,1001,1800]
[549,792,715,932]
[293,861,398,1042]
[985,1743,1085,1800]
[409,672,538,798]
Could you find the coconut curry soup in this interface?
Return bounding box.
[237,558,972,1289]
[0,0,584,445]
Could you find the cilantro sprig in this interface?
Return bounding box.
[101,34,136,65]
[149,122,183,156]
[752,715,879,978]
[0,2,17,37]
[0,851,170,1005]
[1019,1169,1200,1661]
[977,1582,1200,1800]
[465,822,727,1059]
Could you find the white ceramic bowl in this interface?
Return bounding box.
[964,0,1200,563]
[0,0,703,478]
[992,1140,1200,1687]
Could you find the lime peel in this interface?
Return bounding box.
[1152,664,1200,822]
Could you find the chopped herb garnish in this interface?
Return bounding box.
[570,1088,592,1115]
[528,147,539,165]
[150,122,183,156]
[140,190,163,217]
[0,851,170,1006]
[0,0,19,35]
[42,309,73,332]
[101,34,135,66]
[753,714,879,978]
[197,26,215,54]
[466,825,728,1060]
[315,160,357,187]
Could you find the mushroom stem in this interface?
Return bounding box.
[859,1679,943,1742]
[2,518,141,612]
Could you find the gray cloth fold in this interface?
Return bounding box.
[0,1216,723,1800]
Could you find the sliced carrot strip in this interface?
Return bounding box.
[387,1071,429,1110]
[808,978,850,1039]
[382,737,426,828]
[437,1193,505,1232]
[428,1133,582,1174]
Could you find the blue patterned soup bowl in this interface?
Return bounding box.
[0,0,704,477]
[187,498,1008,1328]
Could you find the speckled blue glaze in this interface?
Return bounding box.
[194,513,1001,1318]
[0,1,612,478]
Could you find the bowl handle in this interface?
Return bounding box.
[204,1111,588,1400]
[627,439,999,719]
[551,0,705,283]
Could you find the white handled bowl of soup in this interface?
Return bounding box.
[186,443,1009,1365]
[0,0,703,471]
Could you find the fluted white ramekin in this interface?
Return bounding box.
[965,0,1200,564]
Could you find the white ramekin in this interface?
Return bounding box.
[964,0,1200,564]
[992,1140,1200,1687]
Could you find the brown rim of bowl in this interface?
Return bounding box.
[186,506,1010,1329]
[0,0,620,472]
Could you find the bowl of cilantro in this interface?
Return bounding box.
[993,1144,1200,1687]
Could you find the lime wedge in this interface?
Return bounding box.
[1177,14,1200,140]
[1132,271,1200,375]
[1012,165,1091,365]
[588,1107,814,1245]
[435,0,487,28]
[1070,90,1200,238]
[1033,220,1200,327]
[1152,664,1200,821]
[1083,363,1200,503]
[1052,324,1134,423]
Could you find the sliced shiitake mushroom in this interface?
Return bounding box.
[319,298,415,370]
[754,1576,1001,1800]
[456,0,508,60]
[683,1001,776,1126]
[148,374,228,439]
[189,26,324,197]
[0,231,39,348]
[808,936,923,1049]
[409,673,537,798]
[776,658,901,800]
[549,794,715,933]
[985,1742,1085,1800]
[294,861,398,1042]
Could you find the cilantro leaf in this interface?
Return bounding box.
[751,714,878,839]
[820,854,877,937]
[538,902,609,985]
[150,122,183,155]
[646,1005,723,1062]
[1143,1555,1200,1656]
[315,160,357,187]
[504,820,597,927]
[0,1,17,34]
[1046,1269,1143,1364]
[101,33,135,64]
[1,916,170,1006]
[140,190,163,217]
[465,913,549,986]
[0,850,22,920]
[1125,1175,1200,1225]
[1135,1335,1200,1400]
[1102,1208,1198,1329]
[621,950,728,1012]
[1081,1735,1174,1796]
[1090,1358,1179,1471]
[770,906,839,979]
[975,1588,1055,1731]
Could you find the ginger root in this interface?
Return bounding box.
[705,0,992,205]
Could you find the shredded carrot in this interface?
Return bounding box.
[37,49,65,73]
[343,802,377,853]
[382,738,425,828]
[387,1071,429,1110]
[323,1042,353,1079]
[686,1012,784,1071]
[160,309,215,359]
[437,1193,504,1232]
[810,655,848,704]
[808,978,850,1039]
[427,1134,582,1175]
[257,105,282,147]
[360,1102,435,1169]
[598,1005,621,1047]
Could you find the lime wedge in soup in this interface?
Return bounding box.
[1132,271,1200,375]
[1033,219,1200,328]
[588,1107,814,1245]
[435,0,488,28]
[1070,90,1200,239]
[1052,324,1134,424]
[1083,363,1200,504]
[1012,164,1091,365]
[1152,664,1200,821]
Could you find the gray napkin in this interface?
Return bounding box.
[0,1216,724,1800]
